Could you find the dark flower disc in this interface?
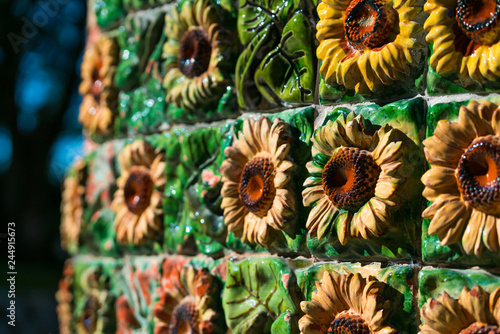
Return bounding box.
[124,166,154,215]
[328,310,370,334]
[322,147,380,211]
[91,66,103,102]
[169,301,199,334]
[344,0,398,49]
[79,295,99,333]
[178,28,212,78]
[239,156,276,217]
[457,135,500,215]
[459,322,500,334]
[456,0,500,45]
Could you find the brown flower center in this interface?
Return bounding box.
[328,310,370,334]
[91,62,103,101]
[456,0,500,45]
[344,0,397,49]
[322,147,380,211]
[79,295,99,333]
[169,301,199,334]
[178,28,212,78]
[457,136,500,215]
[459,322,500,334]
[124,166,154,215]
[239,156,276,217]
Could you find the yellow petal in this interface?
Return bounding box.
[459,286,495,324]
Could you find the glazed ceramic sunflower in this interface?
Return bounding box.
[420,285,500,333]
[163,0,232,111]
[111,140,166,245]
[56,262,75,334]
[303,113,406,244]
[424,0,500,85]
[299,271,395,334]
[316,0,422,94]
[60,160,87,251]
[75,267,114,334]
[153,258,220,334]
[79,35,119,136]
[220,117,297,246]
[422,101,500,256]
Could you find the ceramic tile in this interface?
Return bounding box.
[114,12,168,135]
[63,140,126,256]
[424,0,500,95]
[155,123,233,256]
[116,256,162,333]
[317,0,425,103]
[161,0,240,123]
[418,267,500,332]
[152,256,226,333]
[296,262,417,334]
[220,107,316,255]
[422,98,500,266]
[93,0,126,30]
[222,257,301,332]
[305,98,425,261]
[235,0,317,109]
[79,34,120,142]
[69,257,123,333]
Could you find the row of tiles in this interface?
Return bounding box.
[82,0,500,140]
[57,254,500,334]
[62,97,500,266]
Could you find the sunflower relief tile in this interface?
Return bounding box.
[304,98,425,261]
[422,98,500,266]
[162,0,239,123]
[79,34,120,142]
[425,0,500,94]
[317,0,425,102]
[220,107,316,254]
[153,256,226,333]
[296,262,417,333]
[71,258,122,333]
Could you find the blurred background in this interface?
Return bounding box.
[0,0,87,332]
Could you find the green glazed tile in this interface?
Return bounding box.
[153,123,234,256]
[222,257,301,334]
[236,0,317,110]
[117,256,163,333]
[79,140,126,257]
[306,98,425,261]
[418,267,500,308]
[93,0,126,30]
[115,13,165,91]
